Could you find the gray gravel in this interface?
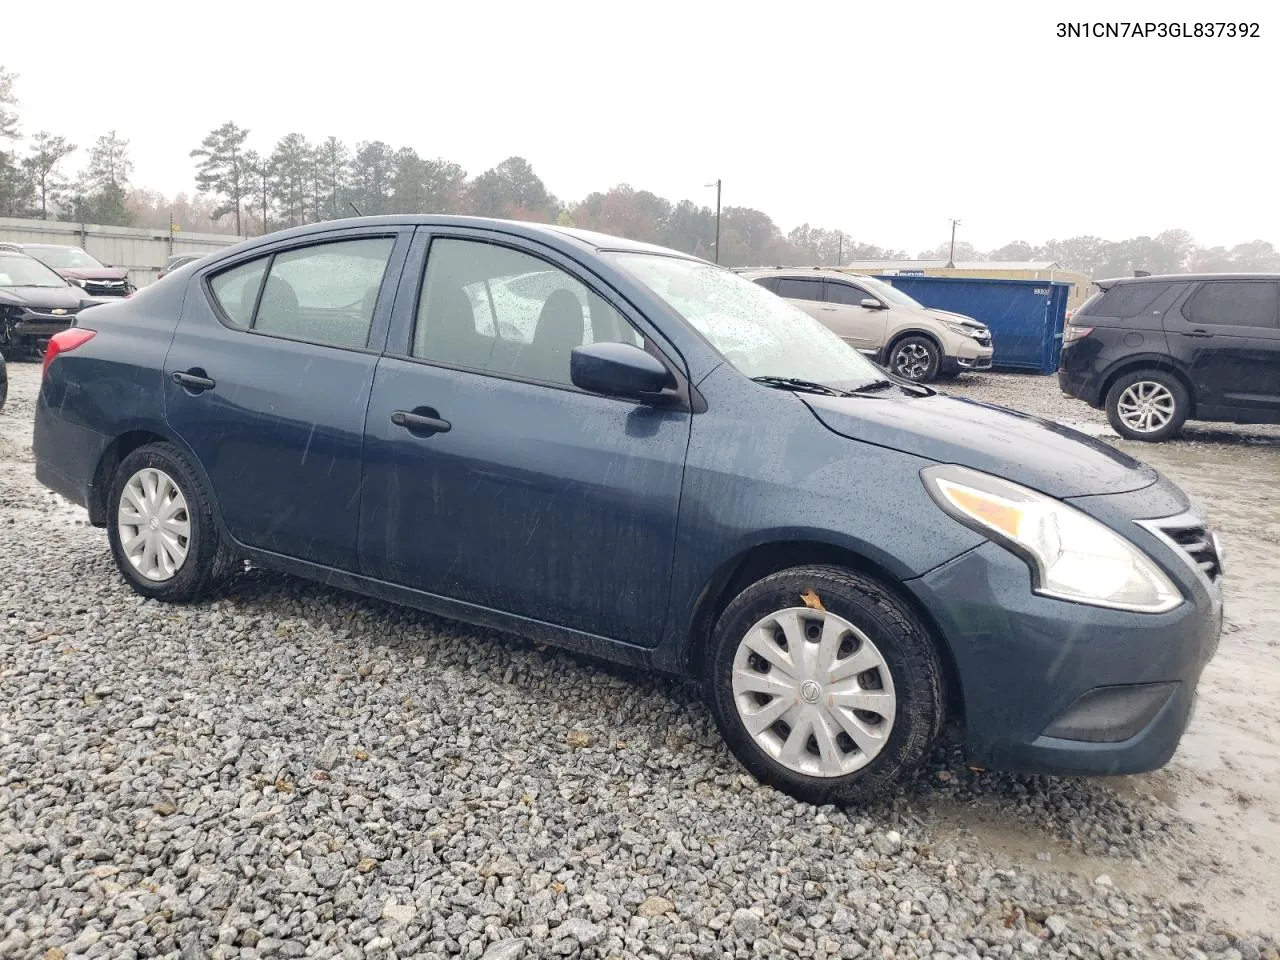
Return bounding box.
[2,360,1278,959]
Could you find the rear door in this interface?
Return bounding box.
[821,279,889,350]
[164,228,410,570]
[1165,280,1280,416]
[358,228,691,645]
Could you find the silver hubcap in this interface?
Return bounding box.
[892,342,933,380]
[1117,381,1176,433]
[732,608,897,778]
[117,468,191,582]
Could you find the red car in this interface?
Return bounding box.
[0,242,134,297]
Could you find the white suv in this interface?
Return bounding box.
[741,268,994,382]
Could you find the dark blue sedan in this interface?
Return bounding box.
[33,217,1222,802]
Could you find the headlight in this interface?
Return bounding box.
[940,319,986,339]
[922,465,1181,613]
[66,277,87,288]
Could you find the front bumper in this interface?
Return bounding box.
[908,527,1222,776]
[3,311,76,343]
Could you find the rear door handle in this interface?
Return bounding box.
[391,409,452,436]
[1184,329,1214,338]
[172,371,216,391]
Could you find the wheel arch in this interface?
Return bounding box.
[682,539,965,725]
[885,329,945,362]
[1100,358,1197,418]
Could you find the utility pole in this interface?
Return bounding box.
[705,179,722,264]
[947,218,961,268]
[837,232,844,266]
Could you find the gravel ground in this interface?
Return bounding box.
[2,361,1278,960]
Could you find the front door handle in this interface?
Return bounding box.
[1184,329,1214,338]
[391,409,452,436]
[172,370,216,391]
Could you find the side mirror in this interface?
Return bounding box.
[860,298,884,310]
[570,342,677,405]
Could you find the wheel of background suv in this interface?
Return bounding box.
[107,442,235,602]
[706,565,945,804]
[888,336,941,383]
[1105,370,1189,442]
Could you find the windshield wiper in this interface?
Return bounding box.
[850,378,895,393]
[751,376,852,397]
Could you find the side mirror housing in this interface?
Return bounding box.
[570,342,677,405]
[860,298,884,310]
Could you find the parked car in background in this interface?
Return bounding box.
[741,268,993,382]
[33,217,1221,804]
[0,249,95,357]
[0,242,134,297]
[1059,273,1280,441]
[158,252,206,280]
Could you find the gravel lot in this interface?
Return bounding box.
[2,361,1278,960]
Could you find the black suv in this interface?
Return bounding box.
[1059,274,1280,441]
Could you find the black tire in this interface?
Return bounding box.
[1105,370,1189,442]
[888,335,942,383]
[106,442,236,602]
[706,565,945,805]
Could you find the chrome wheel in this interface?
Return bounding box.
[731,607,896,778]
[117,467,191,582]
[1116,380,1176,434]
[891,341,934,380]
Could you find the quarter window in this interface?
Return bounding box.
[207,237,396,348]
[1090,282,1169,319]
[412,238,642,387]
[773,277,824,301]
[1181,281,1280,329]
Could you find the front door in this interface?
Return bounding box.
[359,230,690,645]
[821,279,890,351]
[1165,280,1280,416]
[164,229,409,570]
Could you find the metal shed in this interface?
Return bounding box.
[880,275,1073,374]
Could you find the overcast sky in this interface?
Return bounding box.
[5,0,1276,252]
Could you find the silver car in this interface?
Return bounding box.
[741,268,994,382]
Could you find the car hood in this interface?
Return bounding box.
[0,285,87,310]
[57,267,129,281]
[803,389,1157,498]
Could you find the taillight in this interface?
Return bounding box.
[43,328,96,376]
[1063,325,1094,344]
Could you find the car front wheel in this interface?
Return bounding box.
[706,565,945,804]
[107,442,235,601]
[1105,370,1189,442]
[888,336,941,382]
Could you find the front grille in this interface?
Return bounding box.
[1161,522,1223,582]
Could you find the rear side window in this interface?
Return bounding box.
[1088,282,1169,319]
[208,237,396,348]
[824,281,872,306]
[1181,281,1280,329]
[773,277,823,301]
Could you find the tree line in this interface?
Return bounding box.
[3,67,1278,276]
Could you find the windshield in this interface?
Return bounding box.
[0,255,71,288]
[612,253,885,388]
[858,275,925,309]
[31,246,104,270]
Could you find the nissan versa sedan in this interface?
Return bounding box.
[33,217,1223,803]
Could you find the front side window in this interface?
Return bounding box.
[825,281,874,306]
[611,253,885,388]
[412,238,641,387]
[207,237,395,348]
[1181,281,1279,329]
[773,277,824,301]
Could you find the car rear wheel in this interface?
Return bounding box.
[1105,371,1189,442]
[706,565,945,804]
[107,442,235,602]
[888,336,941,383]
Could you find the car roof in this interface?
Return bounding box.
[11,243,77,251]
[1097,272,1280,288]
[739,267,876,281]
[203,216,701,265]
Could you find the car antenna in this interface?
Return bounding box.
[348,201,363,217]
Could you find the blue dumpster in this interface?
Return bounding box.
[879,276,1072,374]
